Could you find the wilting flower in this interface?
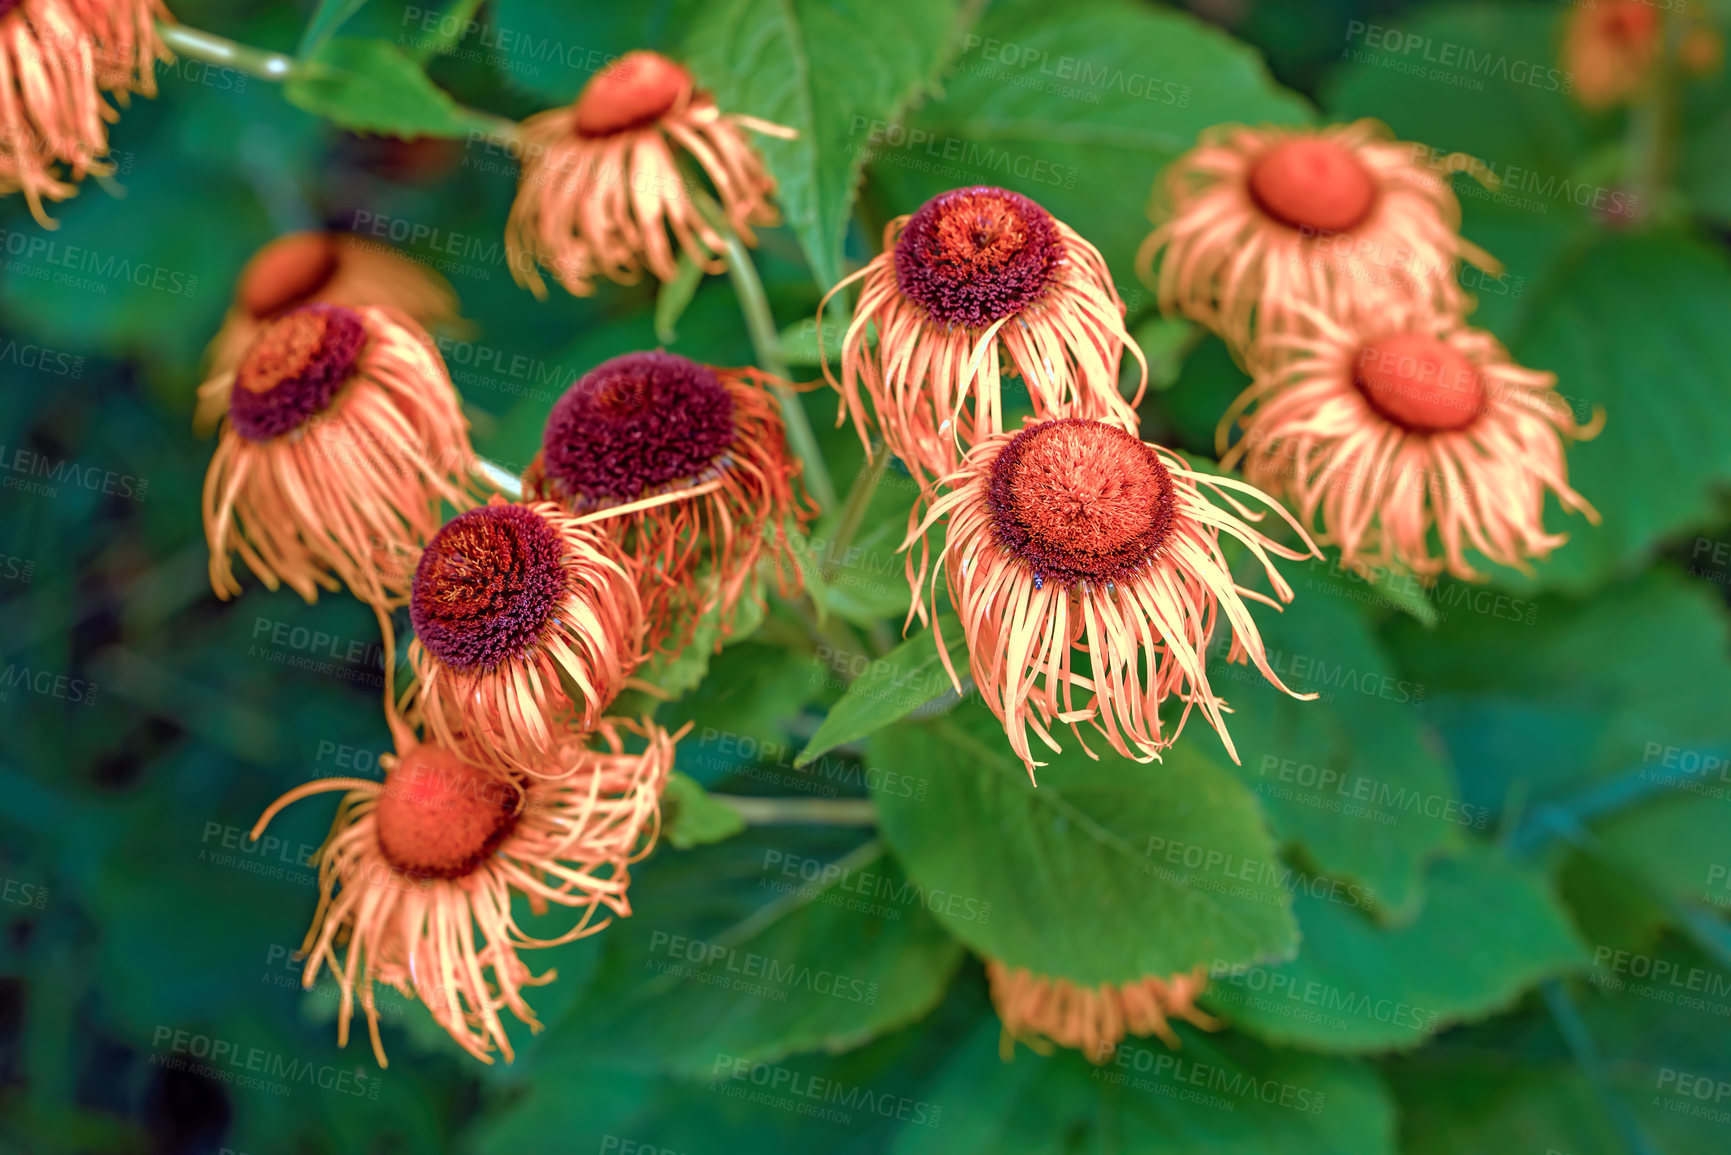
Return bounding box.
[0,0,171,225]
[250,720,672,1065]
[821,186,1145,488]
[407,499,644,774]
[198,231,462,427]
[202,303,476,607]
[988,961,1220,1062]
[907,417,1318,775]
[1563,0,1662,109]
[522,351,811,657]
[505,49,793,299]
[1139,121,1499,356]
[1220,302,1600,580]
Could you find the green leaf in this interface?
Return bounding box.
[284,37,501,138]
[537,833,964,1078]
[797,617,966,767]
[869,700,1296,984]
[893,1018,1395,1155]
[777,314,847,369]
[1204,844,1588,1052]
[661,772,747,849]
[653,252,706,344]
[682,0,967,287]
[1130,315,1202,392]
[867,0,1309,284]
[299,0,373,57]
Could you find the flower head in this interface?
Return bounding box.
[505,50,793,299]
[1220,302,1600,581]
[1139,122,1498,355]
[407,499,644,773]
[202,303,476,607]
[251,719,672,1065]
[0,0,171,225]
[523,351,811,656]
[822,186,1145,488]
[988,961,1220,1062]
[908,417,1318,775]
[198,231,462,427]
[1564,0,1663,109]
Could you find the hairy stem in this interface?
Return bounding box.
[708,794,877,826]
[159,24,299,80]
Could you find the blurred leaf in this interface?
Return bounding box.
[867,0,1309,284]
[662,771,748,849]
[798,617,965,767]
[1204,844,1588,1052]
[869,700,1296,984]
[653,252,706,343]
[777,314,846,369]
[1131,314,1201,392]
[894,1018,1395,1155]
[682,0,966,287]
[285,37,502,138]
[299,0,373,56]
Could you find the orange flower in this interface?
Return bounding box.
[505,50,793,299]
[988,961,1220,1062]
[821,186,1145,489]
[1564,0,1663,109]
[907,417,1318,776]
[0,0,170,225]
[1138,121,1498,355]
[1220,301,1600,580]
[249,720,672,1065]
[202,304,476,607]
[407,499,645,774]
[522,351,812,657]
[197,231,462,428]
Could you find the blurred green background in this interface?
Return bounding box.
[4,1,1731,1152]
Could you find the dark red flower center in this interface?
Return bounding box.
[375,744,523,879]
[238,232,342,319]
[229,304,367,442]
[1354,334,1484,433]
[0,0,22,19]
[573,51,693,138]
[1248,138,1378,234]
[894,186,1062,329]
[410,504,570,672]
[987,419,1174,589]
[537,351,736,508]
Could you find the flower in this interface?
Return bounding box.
[249,720,673,1065]
[407,499,645,774]
[202,303,476,607]
[987,962,1220,1062]
[1138,121,1499,356]
[0,0,171,226]
[820,186,1145,488]
[1563,0,1663,110]
[505,50,793,299]
[907,417,1318,775]
[522,351,812,657]
[197,231,462,428]
[1220,302,1600,581]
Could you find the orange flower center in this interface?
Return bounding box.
[375,744,523,878]
[538,351,735,507]
[987,418,1174,589]
[895,186,1061,328]
[230,305,367,442]
[573,51,693,138]
[1247,138,1378,234]
[1600,2,1660,44]
[1354,334,1484,433]
[410,504,570,671]
[238,232,342,319]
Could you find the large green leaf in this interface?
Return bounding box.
[1204,844,1588,1052]
[867,0,1310,283]
[284,37,503,138]
[893,1018,1395,1155]
[681,0,967,288]
[869,700,1297,984]
[798,617,967,767]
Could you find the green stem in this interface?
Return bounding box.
[821,438,888,582]
[159,24,300,81]
[709,794,876,826]
[1624,17,1680,220]
[407,0,486,64]
[472,457,523,500]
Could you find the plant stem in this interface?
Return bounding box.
[159,24,299,80]
[821,438,888,582]
[407,0,486,64]
[472,457,523,500]
[709,795,876,826]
